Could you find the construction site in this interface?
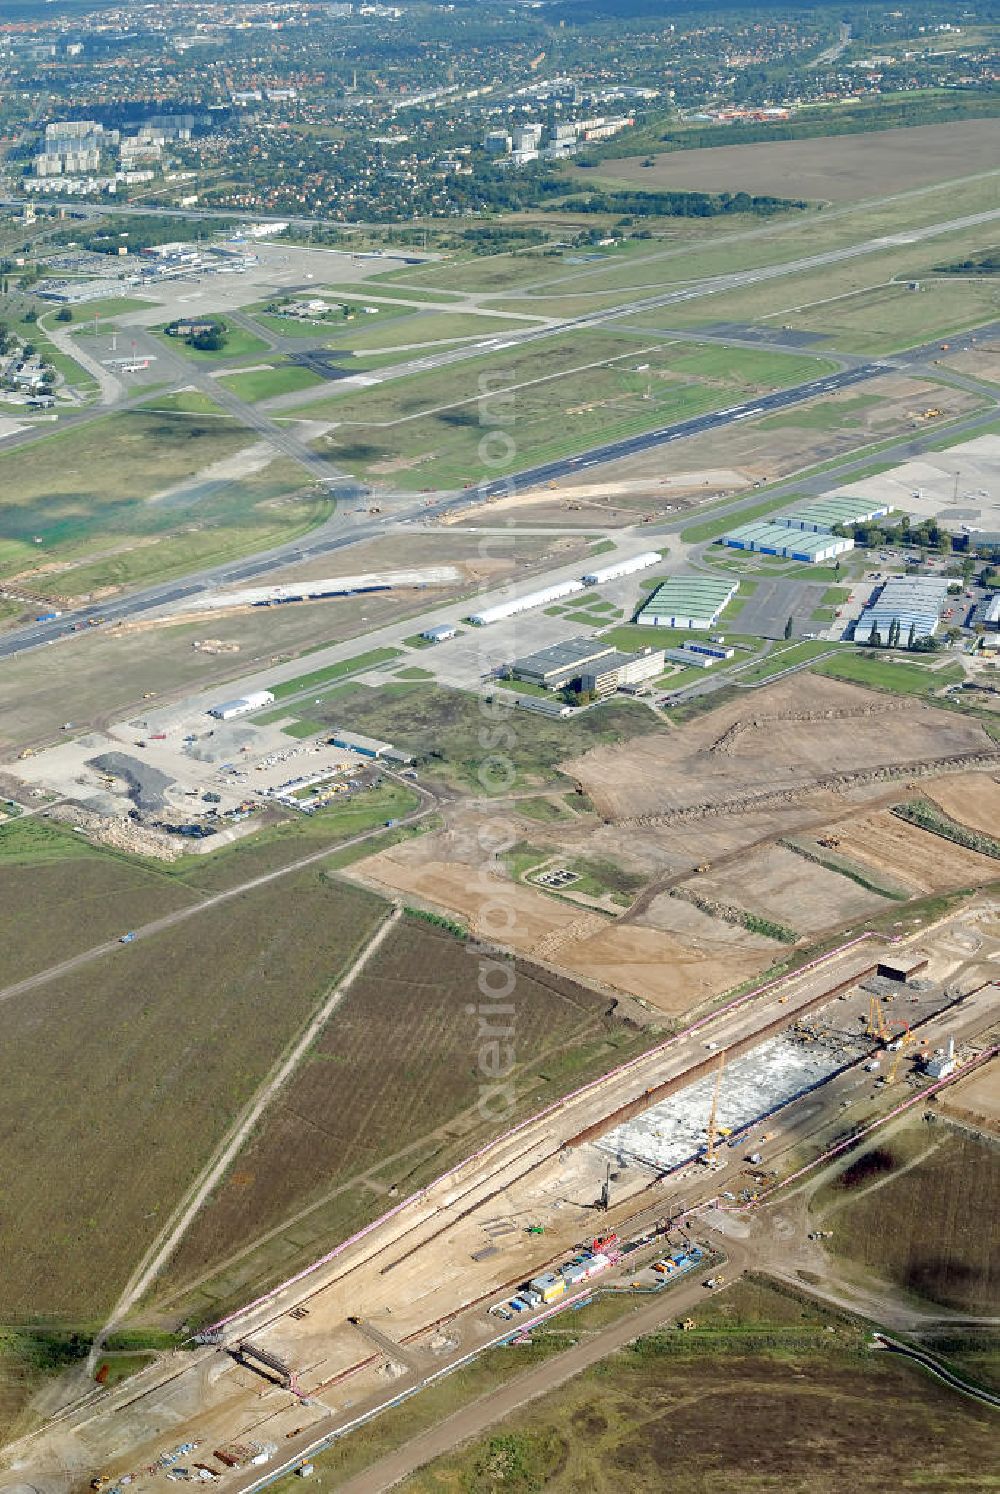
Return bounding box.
[4,889,997,1494]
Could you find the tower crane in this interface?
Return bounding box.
[703,1049,726,1168]
[867,995,890,1043]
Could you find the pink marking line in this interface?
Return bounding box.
[205,930,894,1333]
[756,1044,998,1201]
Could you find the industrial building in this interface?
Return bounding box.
[468,580,583,627]
[775,497,893,532]
[510,637,617,691]
[924,1039,957,1080]
[581,550,661,586]
[970,594,1000,632]
[509,637,663,696]
[664,641,734,669]
[635,576,739,630]
[684,640,735,662]
[421,623,457,644]
[853,576,948,645]
[328,731,412,763]
[718,521,854,564]
[208,690,274,720]
[580,647,664,697]
[665,647,713,669]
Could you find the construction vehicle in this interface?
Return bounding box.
[922,408,942,419]
[526,1225,544,1236]
[883,1026,914,1084]
[694,863,710,873]
[817,835,841,849]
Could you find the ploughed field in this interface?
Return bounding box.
[813,1128,1000,1315]
[595,119,1000,203]
[395,1276,999,1494]
[0,869,386,1321]
[152,915,649,1321]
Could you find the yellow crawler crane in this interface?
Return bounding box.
[886,1026,914,1084]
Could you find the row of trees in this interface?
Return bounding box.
[550,187,806,219]
[865,620,940,651]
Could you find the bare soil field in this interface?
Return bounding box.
[462,470,744,528]
[935,1060,1000,1133]
[345,681,999,1014]
[0,871,385,1321]
[522,374,981,504]
[257,527,593,590]
[352,821,777,1014]
[921,771,1000,838]
[0,588,447,754]
[561,674,993,824]
[832,809,1000,895]
[594,120,1000,203]
[583,902,777,1009]
[816,1128,1000,1313]
[684,842,893,935]
[942,346,1000,388]
[154,916,649,1318]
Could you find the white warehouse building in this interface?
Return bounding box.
[208,689,275,720]
[582,551,661,585]
[468,579,584,626]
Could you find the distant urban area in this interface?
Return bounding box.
[0,1,998,1492]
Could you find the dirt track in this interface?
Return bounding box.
[330,1257,748,1494]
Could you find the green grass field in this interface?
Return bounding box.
[18,454,329,600]
[738,640,841,682]
[811,652,965,696]
[0,865,388,1321]
[325,308,530,353]
[265,1276,999,1493]
[306,682,662,793]
[137,390,228,415]
[217,364,326,402]
[302,332,834,490]
[465,173,1000,318]
[307,282,467,305]
[0,410,260,576]
[270,646,402,699]
[49,296,150,321]
[155,916,651,1321]
[811,1126,999,1313]
[153,323,269,362]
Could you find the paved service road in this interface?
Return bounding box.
[735,578,826,640]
